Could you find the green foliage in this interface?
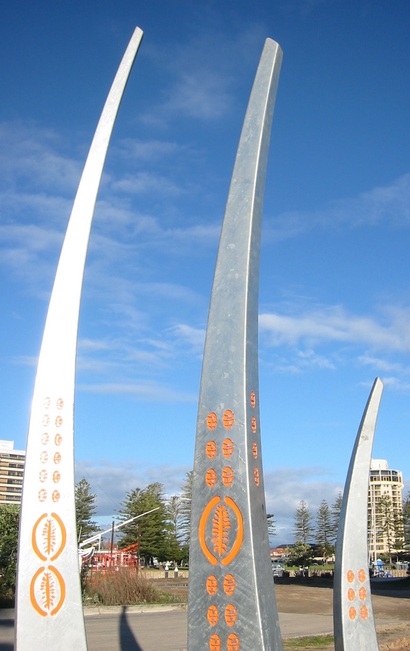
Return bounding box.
[402,491,410,550]
[288,541,314,567]
[329,491,343,547]
[118,483,169,564]
[267,513,276,538]
[293,500,314,545]
[0,504,20,600]
[315,500,333,558]
[178,470,193,546]
[283,634,334,649]
[83,568,165,605]
[75,478,98,542]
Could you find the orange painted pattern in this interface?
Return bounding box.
[31,396,67,617]
[250,391,256,408]
[222,410,235,429]
[207,605,219,626]
[206,441,217,459]
[206,575,218,596]
[222,467,234,487]
[348,606,357,620]
[209,633,221,651]
[358,586,367,601]
[251,416,257,433]
[222,438,234,458]
[347,570,354,583]
[254,468,260,486]
[223,574,236,596]
[206,469,217,488]
[225,603,237,627]
[227,633,240,651]
[207,412,218,430]
[198,496,244,566]
[30,565,66,617]
[358,568,366,583]
[360,605,368,620]
[252,442,257,459]
[211,505,231,557]
[347,588,355,601]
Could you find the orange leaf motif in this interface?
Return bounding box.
[42,519,57,557]
[40,571,56,611]
[212,505,230,557]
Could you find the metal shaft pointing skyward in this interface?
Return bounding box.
[15,27,143,650]
[188,39,283,651]
[333,378,383,651]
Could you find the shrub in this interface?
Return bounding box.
[83,568,164,606]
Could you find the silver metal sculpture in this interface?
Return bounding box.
[333,377,384,651]
[188,38,283,651]
[15,27,143,650]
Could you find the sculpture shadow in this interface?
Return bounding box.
[119,606,144,651]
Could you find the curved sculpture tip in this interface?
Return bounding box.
[333,376,384,651]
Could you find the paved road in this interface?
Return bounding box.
[0,605,336,651]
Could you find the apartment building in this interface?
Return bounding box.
[368,458,404,560]
[0,439,25,505]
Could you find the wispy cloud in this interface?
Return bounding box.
[267,173,410,242]
[260,304,410,352]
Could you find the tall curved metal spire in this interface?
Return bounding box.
[188,38,283,651]
[334,377,383,650]
[15,27,143,650]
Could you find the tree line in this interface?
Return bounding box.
[2,479,410,602]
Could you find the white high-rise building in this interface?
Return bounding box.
[368,459,404,561]
[0,440,25,505]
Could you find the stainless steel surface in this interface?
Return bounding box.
[15,27,143,650]
[188,38,283,651]
[333,378,383,650]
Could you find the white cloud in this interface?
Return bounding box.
[259,305,410,352]
[267,172,410,242]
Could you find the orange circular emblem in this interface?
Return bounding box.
[358,586,367,601]
[222,438,234,458]
[348,606,357,620]
[222,467,234,487]
[54,433,62,446]
[53,452,61,464]
[254,468,260,486]
[252,441,258,459]
[206,441,217,459]
[360,605,368,620]
[207,412,218,430]
[198,496,244,566]
[347,570,354,583]
[209,633,221,651]
[205,469,217,488]
[206,575,218,596]
[250,391,256,408]
[55,416,63,428]
[251,416,257,433]
[56,398,64,410]
[207,605,219,626]
[347,588,355,601]
[38,489,47,502]
[225,604,237,627]
[30,565,66,617]
[227,633,240,651]
[223,574,236,596]
[222,410,234,429]
[358,568,366,583]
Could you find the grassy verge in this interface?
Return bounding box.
[83,567,183,606]
[283,635,334,649]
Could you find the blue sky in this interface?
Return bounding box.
[1,0,409,540]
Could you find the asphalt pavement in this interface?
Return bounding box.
[0,604,336,651]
